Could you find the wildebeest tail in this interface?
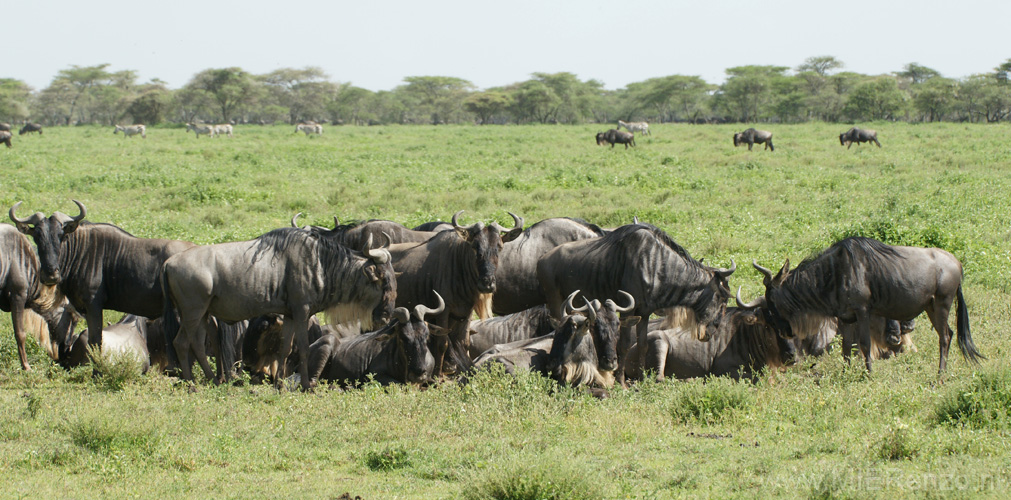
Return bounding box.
[956,284,984,365]
[161,268,182,371]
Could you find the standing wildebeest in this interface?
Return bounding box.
[304,293,446,387]
[0,123,10,131]
[839,127,881,149]
[296,122,323,136]
[10,200,195,354]
[389,211,522,377]
[163,229,396,389]
[0,131,11,148]
[19,123,42,136]
[538,223,735,385]
[185,123,215,138]
[617,120,651,136]
[595,129,636,149]
[737,237,983,373]
[492,217,605,316]
[114,125,146,138]
[733,128,774,151]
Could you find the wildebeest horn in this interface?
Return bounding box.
[451,210,464,228]
[414,291,445,322]
[583,298,598,322]
[70,200,86,223]
[333,216,340,229]
[753,260,774,284]
[9,202,44,226]
[563,290,582,315]
[606,290,635,313]
[392,307,410,325]
[633,216,639,224]
[363,233,391,264]
[291,213,302,228]
[507,211,523,230]
[736,286,765,309]
[715,259,737,277]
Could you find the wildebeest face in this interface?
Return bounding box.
[393,314,436,384]
[596,132,606,145]
[839,133,847,146]
[10,201,86,286]
[733,133,742,147]
[460,224,502,294]
[368,260,398,327]
[545,315,590,377]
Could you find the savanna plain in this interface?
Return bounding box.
[1,123,1011,499]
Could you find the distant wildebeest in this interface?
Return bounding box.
[19,123,42,136]
[839,127,881,149]
[617,120,651,136]
[162,229,396,389]
[737,237,983,373]
[412,221,453,232]
[114,124,146,139]
[213,124,234,138]
[304,293,447,387]
[0,131,11,148]
[537,222,735,385]
[296,122,323,136]
[185,123,215,138]
[733,128,774,151]
[0,123,10,132]
[595,129,636,149]
[10,200,196,357]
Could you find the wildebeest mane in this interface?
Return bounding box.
[609,223,701,267]
[251,227,353,265]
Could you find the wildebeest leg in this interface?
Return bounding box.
[307,335,337,388]
[847,142,853,150]
[278,307,312,390]
[855,314,873,372]
[11,301,30,370]
[84,303,105,350]
[747,141,753,151]
[924,301,953,373]
[873,138,881,147]
[173,323,195,381]
[645,331,669,383]
[615,315,638,386]
[634,314,649,383]
[190,316,217,383]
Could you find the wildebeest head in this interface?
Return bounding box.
[452,210,522,294]
[733,133,743,147]
[689,260,736,340]
[728,307,798,368]
[389,291,446,384]
[839,133,847,146]
[359,234,398,329]
[577,291,638,373]
[595,132,606,145]
[735,260,795,339]
[10,200,86,286]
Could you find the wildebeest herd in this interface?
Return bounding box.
[0,195,982,393]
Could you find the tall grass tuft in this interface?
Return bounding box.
[66,417,161,456]
[935,367,1011,430]
[87,345,145,392]
[462,455,603,500]
[669,377,753,425]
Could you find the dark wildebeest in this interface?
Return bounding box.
[0,123,11,132]
[839,127,881,149]
[595,129,636,149]
[163,229,396,389]
[623,308,795,382]
[412,221,453,232]
[0,131,11,148]
[492,217,605,316]
[733,128,774,151]
[467,305,556,359]
[10,201,196,355]
[304,293,446,387]
[838,317,917,361]
[240,314,329,384]
[737,237,983,373]
[290,213,445,248]
[19,123,42,136]
[537,223,735,385]
[389,211,522,377]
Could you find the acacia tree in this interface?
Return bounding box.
[844,77,907,120]
[463,90,511,124]
[912,77,956,121]
[715,65,789,122]
[260,67,339,123]
[625,75,712,122]
[0,79,33,123]
[185,67,260,123]
[399,76,474,124]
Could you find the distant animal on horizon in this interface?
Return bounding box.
[733,128,773,151]
[0,131,11,148]
[19,123,42,136]
[114,125,146,139]
[595,129,636,149]
[185,123,215,138]
[617,120,650,136]
[839,127,880,149]
[213,124,233,138]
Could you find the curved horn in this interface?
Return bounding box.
[583,298,598,323]
[333,216,340,229]
[507,211,523,230]
[736,286,765,309]
[414,291,445,322]
[70,200,86,223]
[606,290,636,313]
[451,210,465,228]
[633,215,639,224]
[378,231,391,249]
[392,307,410,325]
[753,260,773,282]
[563,290,582,315]
[365,234,390,264]
[291,212,302,228]
[715,259,737,277]
[9,202,31,225]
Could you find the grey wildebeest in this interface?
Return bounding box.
[389,211,522,377]
[737,237,983,373]
[537,222,736,385]
[185,123,215,138]
[595,129,636,149]
[0,123,10,132]
[733,128,774,151]
[492,217,605,316]
[296,122,323,136]
[64,314,153,373]
[0,131,11,148]
[467,305,556,359]
[10,201,196,355]
[839,127,881,149]
[19,123,42,136]
[114,124,146,138]
[617,120,651,136]
[162,228,396,389]
[303,293,447,387]
[290,213,449,249]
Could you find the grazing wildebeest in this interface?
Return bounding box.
[114,124,146,138]
[839,127,881,149]
[538,223,735,384]
[185,123,215,138]
[389,211,521,377]
[492,217,605,316]
[0,123,10,132]
[296,122,323,136]
[737,237,983,373]
[617,120,651,136]
[733,128,774,151]
[304,293,446,387]
[595,129,636,149]
[10,200,196,355]
[19,123,42,136]
[0,131,11,148]
[467,305,556,359]
[213,124,234,137]
[163,229,396,389]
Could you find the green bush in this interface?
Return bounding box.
[463,457,603,500]
[363,446,411,471]
[669,378,753,425]
[936,368,1011,429]
[88,345,145,392]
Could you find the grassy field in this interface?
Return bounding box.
[1,122,1011,498]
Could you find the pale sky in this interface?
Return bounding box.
[6,0,1008,91]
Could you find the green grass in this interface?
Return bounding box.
[2,122,1011,498]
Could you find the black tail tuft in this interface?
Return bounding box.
[956,285,984,365]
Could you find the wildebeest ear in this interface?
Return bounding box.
[63,219,81,234]
[13,222,34,236]
[428,324,449,337]
[363,265,380,282]
[773,259,790,284]
[394,272,403,279]
[621,316,641,328]
[454,227,470,240]
[501,227,523,243]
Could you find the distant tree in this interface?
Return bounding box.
[45,64,113,124]
[844,77,907,120]
[399,76,474,124]
[463,91,511,124]
[912,77,956,121]
[185,67,260,122]
[532,72,603,124]
[328,86,375,125]
[625,75,712,122]
[260,67,339,123]
[896,63,941,85]
[507,80,559,123]
[796,56,844,77]
[995,58,1011,84]
[0,79,33,123]
[715,65,790,122]
[126,80,169,125]
[957,73,1011,122]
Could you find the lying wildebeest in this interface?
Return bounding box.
[10,201,196,355]
[839,127,881,149]
[19,123,42,135]
[296,122,323,136]
[114,124,146,138]
[241,314,329,384]
[738,237,983,373]
[303,293,446,387]
[0,131,11,148]
[185,123,215,138]
[733,128,774,151]
[838,317,917,361]
[617,120,651,136]
[537,222,735,385]
[595,129,636,149]
[163,229,396,389]
[64,314,153,373]
[467,305,555,359]
[0,123,10,132]
[291,213,450,249]
[623,308,795,382]
[412,221,453,232]
[213,124,233,137]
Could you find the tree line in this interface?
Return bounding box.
[2,56,1011,127]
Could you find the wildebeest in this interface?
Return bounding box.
[838,317,917,361]
[65,314,153,373]
[617,120,651,136]
[733,128,774,151]
[0,131,11,148]
[0,123,10,132]
[839,127,881,149]
[389,211,521,377]
[737,237,983,373]
[412,221,453,232]
[492,217,605,316]
[467,305,555,359]
[595,129,636,149]
[9,201,196,355]
[537,223,735,385]
[163,228,396,389]
[114,124,146,138]
[213,124,234,137]
[240,314,330,384]
[296,122,323,136]
[185,123,215,138]
[19,123,42,136]
[291,213,449,249]
[304,293,446,387]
